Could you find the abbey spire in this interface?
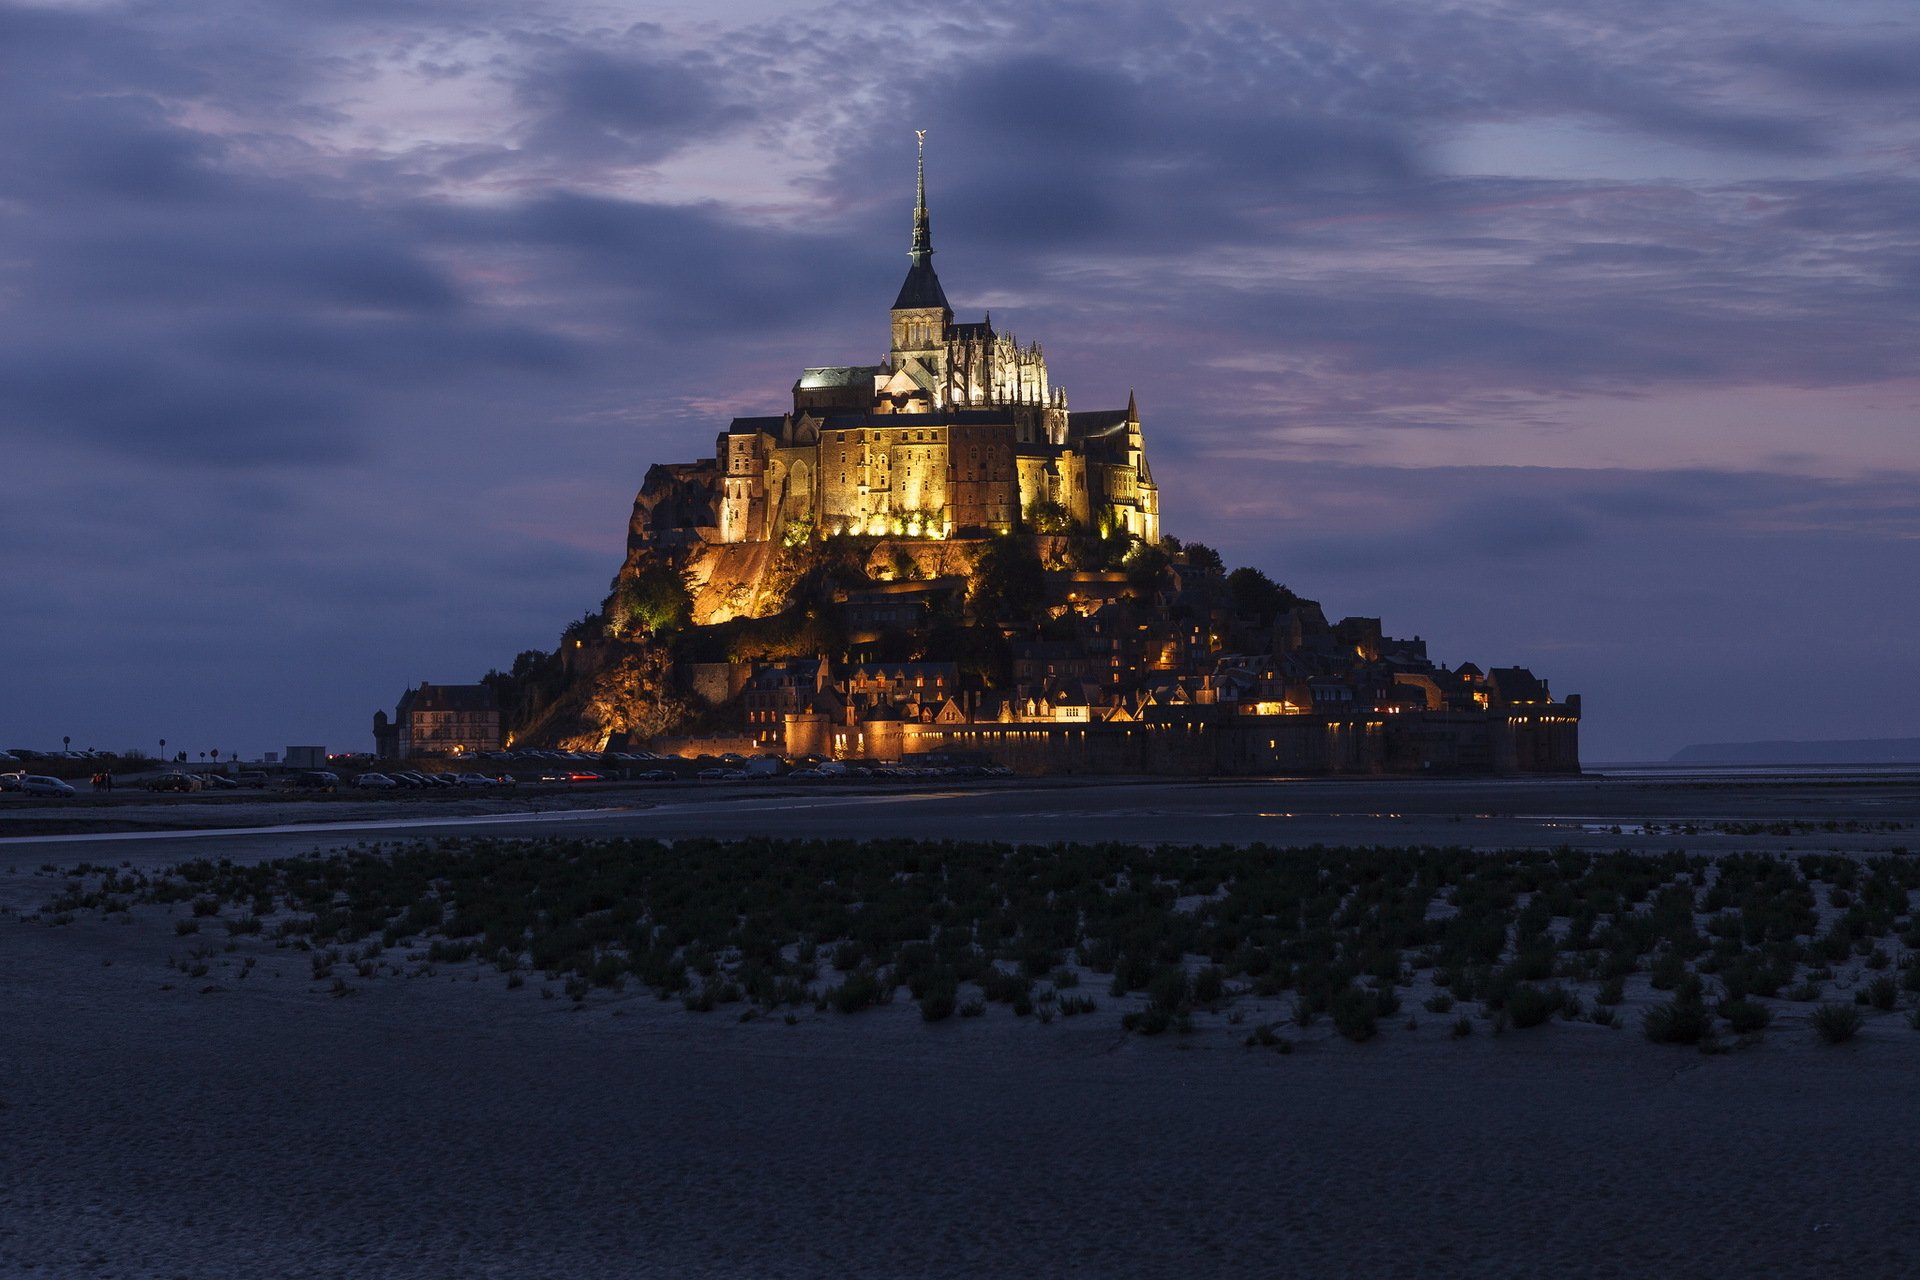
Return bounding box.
[892,130,950,312]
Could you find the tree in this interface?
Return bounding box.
[1184,542,1224,572]
[1227,566,1300,625]
[609,565,692,636]
[971,539,1046,626]
[1123,540,1171,589]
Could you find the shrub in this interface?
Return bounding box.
[1124,1008,1173,1036]
[1330,988,1378,1042]
[1865,975,1899,1011]
[1788,980,1823,1003]
[1595,975,1625,1006]
[1506,983,1564,1029]
[1423,993,1455,1014]
[919,989,956,1022]
[1721,999,1771,1033]
[1649,952,1687,990]
[1643,999,1712,1045]
[1588,1006,1618,1028]
[174,920,198,936]
[1451,1015,1472,1038]
[828,969,890,1014]
[1193,965,1226,1005]
[1813,1003,1863,1044]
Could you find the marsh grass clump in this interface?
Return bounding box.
[1330,988,1378,1042]
[57,837,1920,1055]
[828,969,891,1014]
[1643,997,1711,1045]
[1813,1003,1863,1044]
[1720,999,1771,1034]
[1506,983,1565,1029]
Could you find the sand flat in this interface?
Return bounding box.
[6,774,1920,1277]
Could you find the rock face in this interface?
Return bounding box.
[627,462,721,556]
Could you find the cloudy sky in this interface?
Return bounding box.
[2,0,1915,762]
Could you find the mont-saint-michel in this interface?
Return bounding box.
[443,142,1581,777]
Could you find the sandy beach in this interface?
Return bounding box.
[5,771,1919,1278]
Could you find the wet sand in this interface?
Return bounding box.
[5,769,1919,867]
[5,771,1920,1278]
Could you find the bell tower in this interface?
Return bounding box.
[889,130,952,402]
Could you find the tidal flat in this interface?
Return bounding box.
[5,772,1920,1278]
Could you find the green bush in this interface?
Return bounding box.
[1330,988,1378,1042]
[1721,999,1771,1033]
[1644,998,1712,1045]
[919,989,956,1022]
[1813,1003,1862,1044]
[1507,983,1564,1029]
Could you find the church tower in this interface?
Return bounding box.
[889,132,952,403]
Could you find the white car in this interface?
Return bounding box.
[21,775,77,797]
[353,773,401,790]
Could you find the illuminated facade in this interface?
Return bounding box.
[655,139,1159,547]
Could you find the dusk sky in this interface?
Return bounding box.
[2,0,1916,762]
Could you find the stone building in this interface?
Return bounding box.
[639,137,1159,547]
[373,682,503,759]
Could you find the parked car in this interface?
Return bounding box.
[196,773,239,790]
[288,771,340,792]
[145,773,203,793]
[634,769,675,782]
[234,771,270,789]
[21,775,77,797]
[353,773,400,790]
[455,773,496,788]
[0,772,25,791]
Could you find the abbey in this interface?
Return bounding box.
[681,140,1158,546]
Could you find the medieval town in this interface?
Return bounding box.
[376,142,1581,777]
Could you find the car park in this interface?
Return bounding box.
[21,775,77,797]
